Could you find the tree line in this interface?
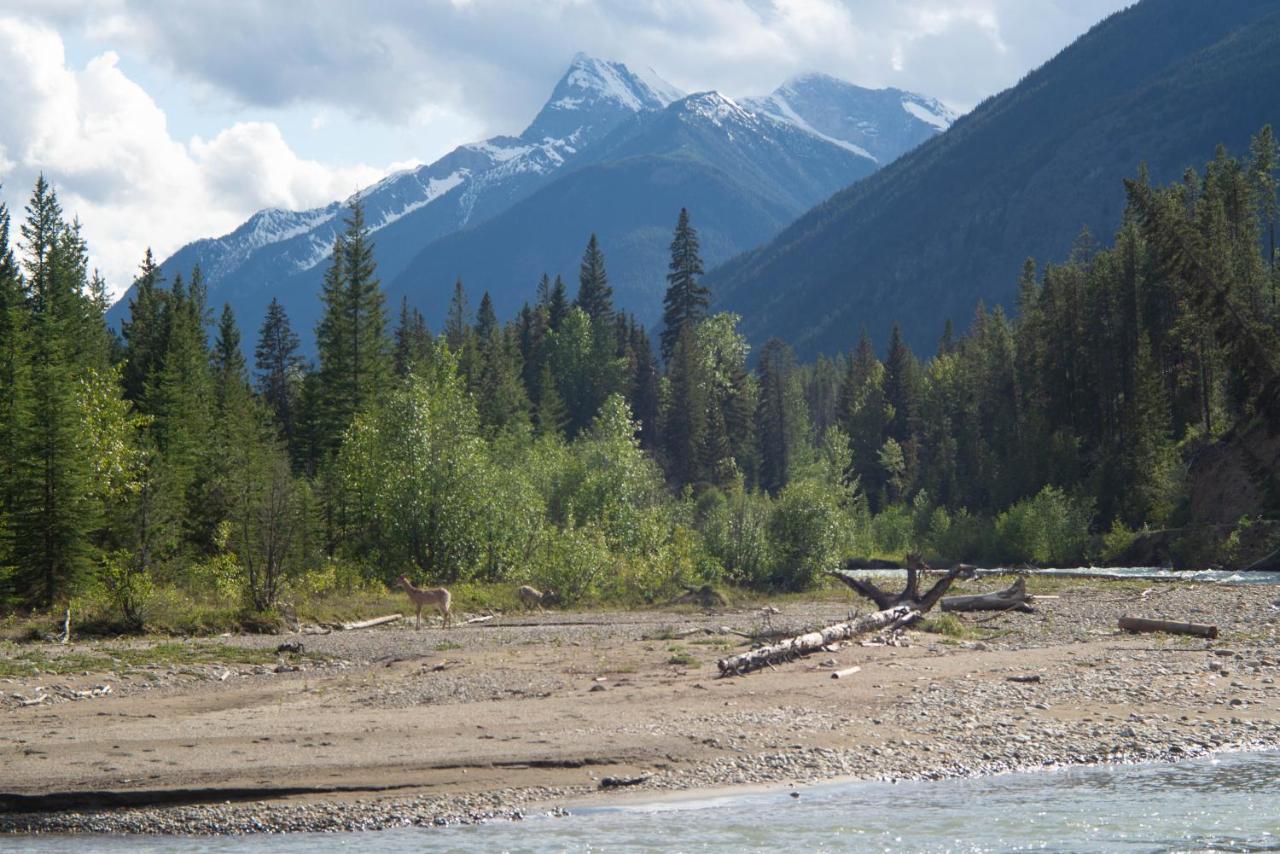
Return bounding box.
[0,127,1277,624]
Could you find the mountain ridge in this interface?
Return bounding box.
[109,54,953,351]
[710,0,1280,357]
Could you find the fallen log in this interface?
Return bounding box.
[717,606,917,676]
[464,615,495,625]
[599,774,651,789]
[340,613,403,631]
[1118,615,1218,639]
[941,577,1035,613]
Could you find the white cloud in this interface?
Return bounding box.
[0,17,389,298]
[29,1,1131,131]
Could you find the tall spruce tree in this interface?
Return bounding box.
[392,295,432,378]
[839,330,890,508]
[755,338,809,494]
[475,292,498,341]
[627,323,661,449]
[255,297,303,442]
[575,234,613,324]
[314,198,392,456]
[11,180,99,606]
[444,279,470,350]
[546,274,569,331]
[120,249,167,408]
[662,324,708,484]
[0,190,29,587]
[660,208,709,363]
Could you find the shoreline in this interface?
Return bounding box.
[2,579,1278,835]
[5,740,1280,836]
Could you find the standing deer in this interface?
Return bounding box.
[396,574,452,629]
[517,585,557,611]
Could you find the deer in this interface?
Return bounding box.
[395,574,452,629]
[517,585,557,611]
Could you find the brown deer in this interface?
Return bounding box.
[395,574,452,629]
[517,585,557,611]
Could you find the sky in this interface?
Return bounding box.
[0,0,1132,299]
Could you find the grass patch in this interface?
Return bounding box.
[666,645,698,667]
[919,613,971,638]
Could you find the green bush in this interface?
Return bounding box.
[868,504,914,556]
[767,478,843,590]
[525,522,612,604]
[697,487,772,586]
[993,486,1094,565]
[1100,520,1140,563]
[924,507,993,561]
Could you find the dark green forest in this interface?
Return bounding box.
[1,128,1278,627]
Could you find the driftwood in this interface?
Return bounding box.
[340,614,403,631]
[941,577,1035,613]
[599,774,651,789]
[1244,547,1280,572]
[1119,615,1218,639]
[717,606,917,675]
[830,666,861,679]
[831,555,973,613]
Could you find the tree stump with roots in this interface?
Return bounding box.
[830,554,974,614]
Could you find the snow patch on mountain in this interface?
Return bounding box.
[372,169,468,230]
[746,92,877,163]
[901,98,954,130]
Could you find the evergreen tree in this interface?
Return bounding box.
[547,275,569,331]
[475,321,530,435]
[120,249,167,407]
[660,208,709,363]
[627,323,661,450]
[212,302,247,422]
[0,191,30,585]
[575,234,613,324]
[444,279,471,350]
[475,291,498,341]
[838,330,890,508]
[314,198,392,456]
[662,324,708,484]
[534,362,569,438]
[755,338,809,494]
[255,297,303,442]
[392,296,432,378]
[11,180,99,606]
[1249,125,1277,293]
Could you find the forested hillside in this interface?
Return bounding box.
[710,0,1280,357]
[1,125,1277,626]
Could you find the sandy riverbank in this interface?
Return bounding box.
[2,577,1278,834]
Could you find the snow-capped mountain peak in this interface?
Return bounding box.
[522,54,683,142]
[742,74,957,165]
[676,90,756,126]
